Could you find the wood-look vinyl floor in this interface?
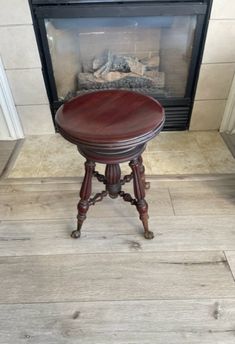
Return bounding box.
[0,175,235,343]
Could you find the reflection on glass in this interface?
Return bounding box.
[45,16,197,100]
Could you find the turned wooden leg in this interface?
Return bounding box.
[138,155,150,190]
[130,158,154,240]
[105,164,121,199]
[71,160,95,239]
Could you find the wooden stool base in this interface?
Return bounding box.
[55,90,165,240]
[71,155,154,240]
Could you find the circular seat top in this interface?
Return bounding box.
[55,90,164,145]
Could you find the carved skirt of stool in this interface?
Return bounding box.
[71,155,153,240]
[55,90,165,240]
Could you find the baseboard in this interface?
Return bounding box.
[0,139,25,180]
[221,132,235,159]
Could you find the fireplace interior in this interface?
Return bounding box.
[31,0,212,130]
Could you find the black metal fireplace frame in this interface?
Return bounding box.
[30,0,213,130]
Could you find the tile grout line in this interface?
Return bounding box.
[0,24,33,28]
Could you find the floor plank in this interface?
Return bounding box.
[169,185,235,215]
[1,177,235,221]
[0,186,173,221]
[1,216,235,257]
[1,299,235,344]
[1,176,235,343]
[0,251,235,304]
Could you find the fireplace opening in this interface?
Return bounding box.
[46,15,196,100]
[31,0,212,130]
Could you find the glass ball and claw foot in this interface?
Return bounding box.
[71,157,154,240]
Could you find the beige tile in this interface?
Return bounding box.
[190,100,226,130]
[8,132,235,178]
[145,151,211,175]
[202,149,235,174]
[0,26,41,69]
[147,132,200,152]
[6,69,49,105]
[37,134,84,177]
[139,152,152,175]
[39,134,137,178]
[15,134,51,155]
[195,63,235,100]
[119,162,132,176]
[0,0,32,25]
[203,20,235,63]
[211,0,235,19]
[38,150,85,178]
[41,133,75,154]
[190,131,229,151]
[17,105,55,135]
[191,132,235,173]
[8,135,50,178]
[9,154,41,178]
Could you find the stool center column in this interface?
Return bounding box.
[105,164,121,199]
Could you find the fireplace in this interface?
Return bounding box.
[31,0,212,130]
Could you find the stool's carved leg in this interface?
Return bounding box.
[71,160,95,239]
[138,155,150,190]
[130,159,154,240]
[105,164,121,199]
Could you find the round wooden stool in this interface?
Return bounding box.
[55,90,165,239]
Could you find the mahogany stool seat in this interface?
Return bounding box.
[56,90,165,239]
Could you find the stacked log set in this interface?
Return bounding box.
[77,51,165,91]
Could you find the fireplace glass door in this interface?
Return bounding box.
[45,15,197,101]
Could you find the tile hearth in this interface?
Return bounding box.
[8,131,235,178]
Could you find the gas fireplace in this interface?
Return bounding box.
[31,0,212,130]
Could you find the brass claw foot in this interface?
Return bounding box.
[71,230,81,239]
[145,182,150,190]
[144,230,154,240]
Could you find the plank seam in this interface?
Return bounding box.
[1,296,235,306]
[224,251,235,283]
[167,187,176,216]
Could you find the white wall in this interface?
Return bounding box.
[0,104,10,139]
[0,0,54,136]
[220,73,235,134]
[190,0,235,130]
